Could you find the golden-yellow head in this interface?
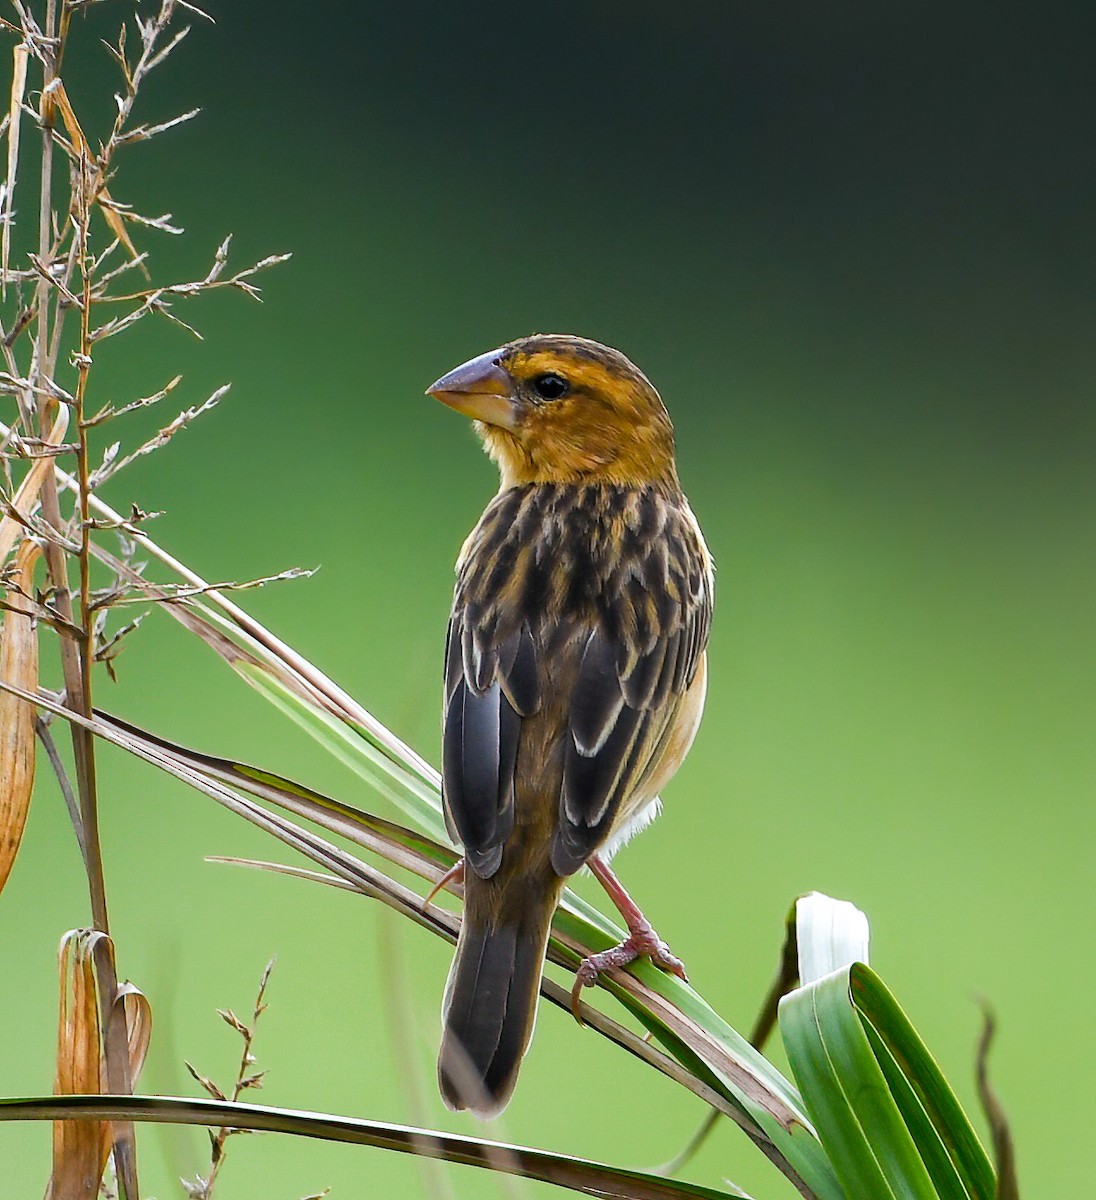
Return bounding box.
[428,334,678,489]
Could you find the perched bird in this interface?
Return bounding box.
[427,334,713,1117]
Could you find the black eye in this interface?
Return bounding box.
[531,372,569,401]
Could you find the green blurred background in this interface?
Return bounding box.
[2,1,1093,1196]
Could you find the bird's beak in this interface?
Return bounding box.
[427,349,520,431]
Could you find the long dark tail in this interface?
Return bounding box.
[439,873,559,1117]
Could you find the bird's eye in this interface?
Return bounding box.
[531,372,569,401]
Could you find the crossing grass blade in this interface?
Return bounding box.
[230,657,450,843]
[0,1094,751,1200]
[96,708,454,879]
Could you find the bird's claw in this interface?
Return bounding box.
[422,858,465,910]
[569,922,688,1023]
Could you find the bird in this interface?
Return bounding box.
[426,333,714,1118]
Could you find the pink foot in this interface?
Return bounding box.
[571,859,688,1021]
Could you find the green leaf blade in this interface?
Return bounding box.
[780,895,996,1200]
[852,967,995,1200]
[782,968,937,1200]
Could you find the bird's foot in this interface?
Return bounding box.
[570,915,688,1022]
[422,858,465,910]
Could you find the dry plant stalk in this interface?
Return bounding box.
[0,1,287,1194]
[182,960,283,1200]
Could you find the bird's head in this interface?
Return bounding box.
[427,334,678,489]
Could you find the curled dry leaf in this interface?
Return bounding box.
[115,981,153,1084]
[50,929,111,1200]
[48,931,152,1200]
[0,538,40,895]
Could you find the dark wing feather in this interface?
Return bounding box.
[553,704,648,874]
[443,589,540,878]
[442,678,517,876]
[497,624,541,717]
[569,630,625,756]
[621,636,670,710]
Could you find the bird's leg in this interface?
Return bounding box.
[571,855,688,1019]
[423,857,465,909]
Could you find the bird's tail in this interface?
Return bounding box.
[439,870,561,1117]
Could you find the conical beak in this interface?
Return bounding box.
[427,349,520,431]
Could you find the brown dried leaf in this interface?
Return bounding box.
[48,80,89,156]
[49,929,112,1199]
[0,538,39,895]
[115,981,153,1084]
[97,192,147,268]
[47,934,149,1199]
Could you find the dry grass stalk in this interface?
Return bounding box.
[182,960,280,1200]
[0,1,285,1194]
[976,1010,1019,1200]
[0,38,27,290]
[0,535,38,892]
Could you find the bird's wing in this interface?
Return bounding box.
[551,503,711,873]
[442,486,712,879]
[442,613,540,876]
